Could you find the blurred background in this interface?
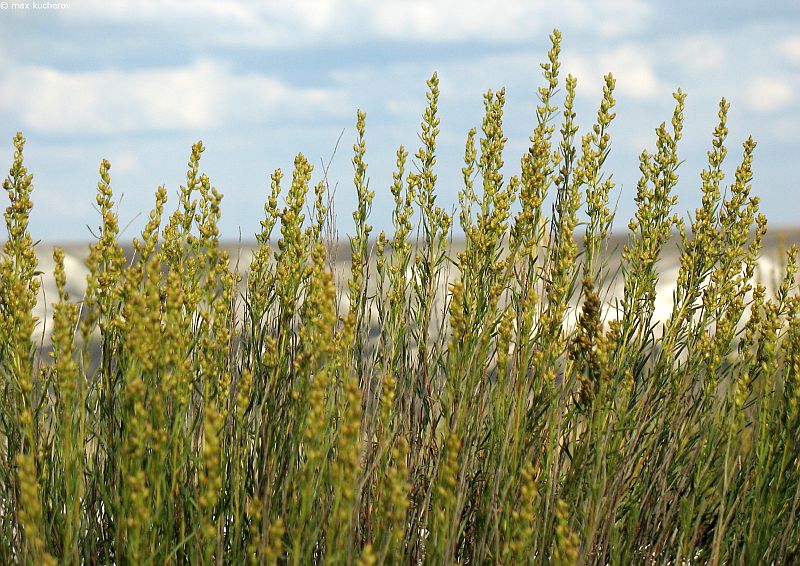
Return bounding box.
[0,0,798,242]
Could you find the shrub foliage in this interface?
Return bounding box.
[1,31,799,564]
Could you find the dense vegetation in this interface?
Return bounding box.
[1,31,799,564]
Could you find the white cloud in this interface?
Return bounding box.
[0,61,218,133]
[674,36,726,72]
[66,0,256,25]
[782,36,800,64]
[0,60,347,135]
[557,0,652,39]
[744,76,794,112]
[564,45,664,101]
[369,1,540,43]
[602,46,664,99]
[109,150,139,174]
[61,0,651,47]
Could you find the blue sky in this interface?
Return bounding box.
[0,0,798,242]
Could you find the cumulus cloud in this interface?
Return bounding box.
[674,35,726,72]
[62,0,651,47]
[563,44,665,101]
[744,76,794,112]
[66,0,256,25]
[782,36,800,64]
[109,150,139,174]
[0,60,347,135]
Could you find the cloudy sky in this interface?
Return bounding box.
[0,0,798,242]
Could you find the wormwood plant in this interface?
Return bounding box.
[2,30,800,565]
